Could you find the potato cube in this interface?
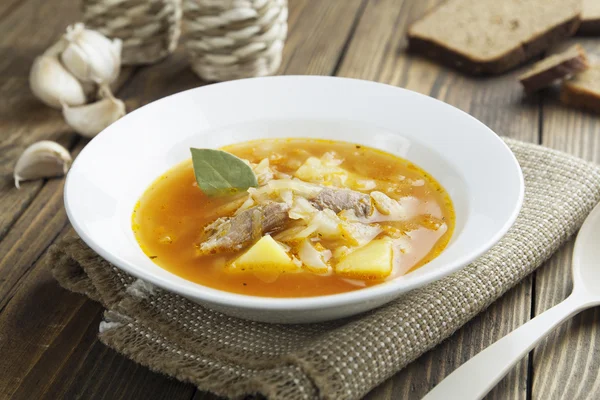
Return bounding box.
[335,238,393,280]
[227,235,299,273]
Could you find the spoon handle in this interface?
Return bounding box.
[422,293,589,400]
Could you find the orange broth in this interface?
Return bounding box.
[133,138,454,297]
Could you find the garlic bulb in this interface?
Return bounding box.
[61,23,121,85]
[62,86,126,138]
[13,141,72,189]
[29,55,87,109]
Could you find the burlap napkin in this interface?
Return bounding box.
[49,138,600,400]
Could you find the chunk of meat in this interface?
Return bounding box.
[199,188,374,253]
[310,188,372,217]
[199,202,290,254]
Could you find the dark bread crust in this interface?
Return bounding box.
[519,47,589,93]
[577,19,600,35]
[560,84,600,113]
[408,16,581,75]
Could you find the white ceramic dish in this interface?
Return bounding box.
[65,76,523,324]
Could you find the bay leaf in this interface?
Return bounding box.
[190,148,258,197]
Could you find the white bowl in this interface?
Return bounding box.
[65,76,523,324]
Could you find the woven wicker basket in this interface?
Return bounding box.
[183,0,288,81]
[82,0,182,65]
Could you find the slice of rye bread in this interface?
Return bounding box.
[518,45,589,93]
[578,0,600,35]
[408,0,582,75]
[560,63,600,113]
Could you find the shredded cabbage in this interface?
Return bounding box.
[291,210,341,240]
[294,153,349,187]
[274,225,307,242]
[340,222,382,247]
[253,179,323,201]
[288,197,318,220]
[251,158,274,185]
[297,239,331,275]
[279,189,294,206]
[322,152,344,165]
[367,192,420,222]
[338,209,361,222]
[310,210,343,237]
[355,179,377,191]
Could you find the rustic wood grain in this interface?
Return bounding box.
[0,0,23,21]
[335,0,538,398]
[0,169,71,311]
[0,226,196,400]
[280,0,367,75]
[0,0,136,243]
[0,65,138,313]
[0,0,371,399]
[0,0,81,241]
[3,0,600,399]
[0,0,195,398]
[532,38,600,400]
[0,0,135,309]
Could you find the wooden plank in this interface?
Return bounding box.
[283,0,309,39]
[0,0,369,398]
[280,0,366,75]
[0,226,196,400]
[336,0,539,398]
[337,0,539,142]
[0,0,135,242]
[0,228,95,398]
[534,38,600,400]
[0,0,134,306]
[0,0,24,22]
[0,0,81,73]
[0,0,82,240]
[0,138,92,312]
[0,62,136,310]
[116,51,201,110]
[0,167,72,311]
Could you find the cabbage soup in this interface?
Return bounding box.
[133,138,454,297]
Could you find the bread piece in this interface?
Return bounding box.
[578,0,600,35]
[560,64,600,113]
[519,45,589,93]
[408,0,582,75]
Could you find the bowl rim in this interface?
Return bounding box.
[65,75,525,311]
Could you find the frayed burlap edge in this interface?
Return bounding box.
[50,237,322,399]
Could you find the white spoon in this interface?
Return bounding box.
[423,201,600,400]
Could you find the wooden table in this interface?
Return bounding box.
[2,0,600,399]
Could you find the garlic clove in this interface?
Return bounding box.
[61,23,121,85]
[60,41,92,83]
[62,86,126,138]
[82,27,122,69]
[13,141,72,189]
[29,55,87,109]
